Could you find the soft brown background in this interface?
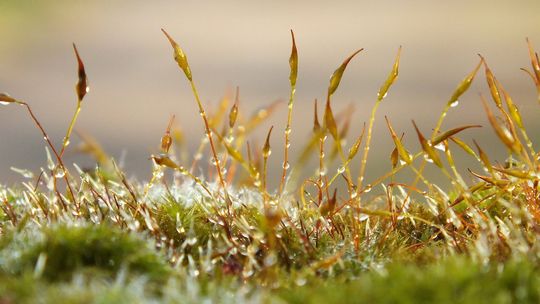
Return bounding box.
[1,1,539,188]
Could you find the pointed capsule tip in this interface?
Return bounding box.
[161,28,176,46]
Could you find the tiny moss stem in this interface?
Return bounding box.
[60,100,82,157]
[357,99,382,196]
[279,84,296,195]
[188,80,232,208]
[19,101,79,211]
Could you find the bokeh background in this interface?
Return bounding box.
[1,1,540,188]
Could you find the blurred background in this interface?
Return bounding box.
[1,0,540,189]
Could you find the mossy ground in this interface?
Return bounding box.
[2,34,540,303]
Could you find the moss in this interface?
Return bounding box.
[10,224,169,282]
[156,200,214,248]
[278,258,540,304]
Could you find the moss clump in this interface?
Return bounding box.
[156,200,214,248]
[278,258,540,304]
[6,224,169,282]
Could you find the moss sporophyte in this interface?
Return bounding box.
[1,33,540,303]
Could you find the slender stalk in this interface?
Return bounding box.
[279,82,296,195]
[60,100,82,157]
[189,81,230,202]
[358,100,382,192]
[19,102,79,210]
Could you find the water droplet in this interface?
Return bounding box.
[364,184,372,193]
[282,161,290,170]
[286,142,291,148]
[64,139,70,147]
[350,191,358,199]
[0,101,10,106]
[295,277,307,286]
[423,155,434,163]
[186,236,197,246]
[264,253,277,266]
[176,225,185,234]
[337,166,345,174]
[285,127,292,135]
[53,166,65,178]
[434,142,445,151]
[450,100,459,107]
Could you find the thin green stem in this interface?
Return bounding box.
[358,100,382,194]
[188,80,231,205]
[279,84,296,195]
[60,100,82,157]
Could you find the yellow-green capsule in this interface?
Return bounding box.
[162,28,193,81]
[446,60,482,107]
[289,30,298,87]
[328,49,363,96]
[385,116,411,164]
[377,46,402,101]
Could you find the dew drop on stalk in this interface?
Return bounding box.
[176,224,185,234]
[434,142,445,151]
[450,100,459,107]
[350,191,358,199]
[282,161,290,170]
[53,167,66,178]
[0,101,10,106]
[364,184,372,193]
[337,166,345,174]
[285,127,292,135]
[186,236,197,246]
[423,155,434,163]
[286,142,291,148]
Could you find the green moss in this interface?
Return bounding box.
[278,258,540,304]
[10,224,169,282]
[156,200,214,248]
